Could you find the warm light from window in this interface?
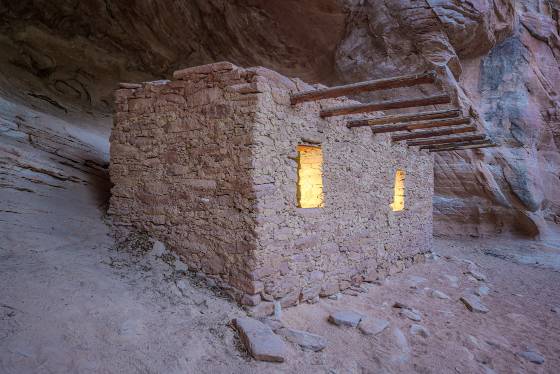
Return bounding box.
[297,145,324,208]
[390,169,405,212]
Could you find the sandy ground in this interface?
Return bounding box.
[1,102,559,373]
[2,175,560,373]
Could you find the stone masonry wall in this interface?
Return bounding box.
[109,62,264,295]
[109,62,433,313]
[248,72,434,310]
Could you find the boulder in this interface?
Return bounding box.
[233,317,287,362]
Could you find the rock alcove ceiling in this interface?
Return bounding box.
[0,0,559,239]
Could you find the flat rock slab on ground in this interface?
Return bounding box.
[328,310,364,327]
[358,317,389,335]
[277,327,327,352]
[460,295,489,313]
[517,350,545,364]
[233,317,287,362]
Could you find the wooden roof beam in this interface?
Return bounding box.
[320,94,451,118]
[420,139,492,150]
[370,116,471,134]
[347,109,461,128]
[291,71,437,105]
[392,125,477,142]
[429,143,498,152]
[407,134,487,147]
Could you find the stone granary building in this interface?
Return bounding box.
[110,62,492,311]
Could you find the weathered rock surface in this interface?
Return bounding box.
[277,327,327,352]
[460,295,490,313]
[358,317,390,336]
[233,317,287,362]
[328,310,364,327]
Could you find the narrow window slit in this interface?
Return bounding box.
[297,145,324,208]
[391,169,405,212]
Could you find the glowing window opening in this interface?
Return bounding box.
[390,169,405,212]
[297,145,324,208]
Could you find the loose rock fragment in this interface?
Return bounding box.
[342,289,359,296]
[328,292,342,300]
[241,293,261,306]
[475,285,490,297]
[460,295,489,313]
[391,328,411,364]
[245,302,274,318]
[233,317,287,362]
[259,318,284,332]
[431,289,450,300]
[328,310,364,327]
[466,269,487,282]
[273,301,282,320]
[517,350,545,364]
[409,324,430,338]
[358,317,389,335]
[119,82,143,89]
[400,308,422,322]
[277,328,327,352]
[151,240,166,256]
[407,276,427,288]
[443,274,459,288]
[392,301,410,309]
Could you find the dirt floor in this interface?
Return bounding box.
[1,179,559,374]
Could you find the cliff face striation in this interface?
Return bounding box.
[0,0,558,239]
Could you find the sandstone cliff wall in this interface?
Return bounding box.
[1,0,558,240]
